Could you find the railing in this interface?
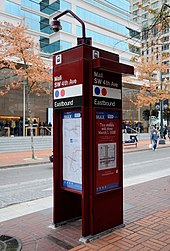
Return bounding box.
[38,126,52,136]
[125,126,139,134]
[0,126,53,137]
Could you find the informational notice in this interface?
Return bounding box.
[62,111,82,191]
[98,143,116,170]
[96,110,120,193]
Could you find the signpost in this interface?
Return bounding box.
[53,44,134,238]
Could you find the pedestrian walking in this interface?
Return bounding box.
[168,125,170,140]
[151,129,159,151]
[163,125,167,139]
[10,119,16,136]
[150,125,156,147]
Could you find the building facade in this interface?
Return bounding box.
[0,0,141,134]
[131,0,169,82]
[130,0,170,128]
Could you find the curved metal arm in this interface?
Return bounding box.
[54,9,86,38]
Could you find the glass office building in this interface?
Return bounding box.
[0,0,140,130]
[130,0,170,129]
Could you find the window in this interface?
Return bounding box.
[162,36,169,43]
[76,7,129,36]
[39,39,72,54]
[142,29,148,40]
[22,0,40,11]
[61,21,72,33]
[162,26,169,34]
[61,0,72,10]
[76,26,130,52]
[21,0,60,14]
[129,44,140,54]
[162,44,169,51]
[152,27,158,36]
[40,17,52,34]
[39,36,49,53]
[5,0,21,16]
[60,40,72,51]
[128,28,140,39]
[21,10,40,32]
[83,0,130,19]
[40,0,60,14]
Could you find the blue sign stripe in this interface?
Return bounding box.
[63,180,82,191]
[96,182,119,193]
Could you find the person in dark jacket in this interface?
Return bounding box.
[163,125,167,139]
[151,129,159,151]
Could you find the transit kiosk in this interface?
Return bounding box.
[53,44,134,238]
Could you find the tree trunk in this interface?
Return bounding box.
[26,83,35,159]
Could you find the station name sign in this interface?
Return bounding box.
[53,60,83,109]
[93,70,122,109]
[53,76,82,109]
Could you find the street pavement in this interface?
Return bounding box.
[0,138,170,250]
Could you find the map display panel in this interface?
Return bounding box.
[62,111,82,191]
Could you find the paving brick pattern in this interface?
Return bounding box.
[0,139,170,250]
[0,176,169,251]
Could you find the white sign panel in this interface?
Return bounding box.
[93,85,121,99]
[98,143,116,170]
[54,84,82,100]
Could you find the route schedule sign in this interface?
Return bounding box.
[62,111,82,191]
[95,110,120,193]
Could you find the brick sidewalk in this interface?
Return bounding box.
[0,139,170,250]
[0,149,51,167]
[0,176,169,250]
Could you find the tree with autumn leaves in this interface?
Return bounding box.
[128,54,170,132]
[133,55,170,106]
[0,21,52,158]
[126,1,170,132]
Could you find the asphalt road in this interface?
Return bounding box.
[0,163,53,209]
[0,148,170,209]
[124,147,170,186]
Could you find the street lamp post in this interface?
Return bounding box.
[159,98,165,143]
[23,81,26,137]
[159,72,165,144]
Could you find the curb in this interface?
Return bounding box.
[0,144,169,168]
[124,143,170,153]
[0,161,51,169]
[123,145,170,153]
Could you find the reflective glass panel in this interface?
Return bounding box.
[5,0,21,16]
[61,0,72,10]
[61,21,72,33]
[76,26,129,51]
[77,7,129,36]
[83,0,130,19]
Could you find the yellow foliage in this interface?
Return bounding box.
[0,21,52,95]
